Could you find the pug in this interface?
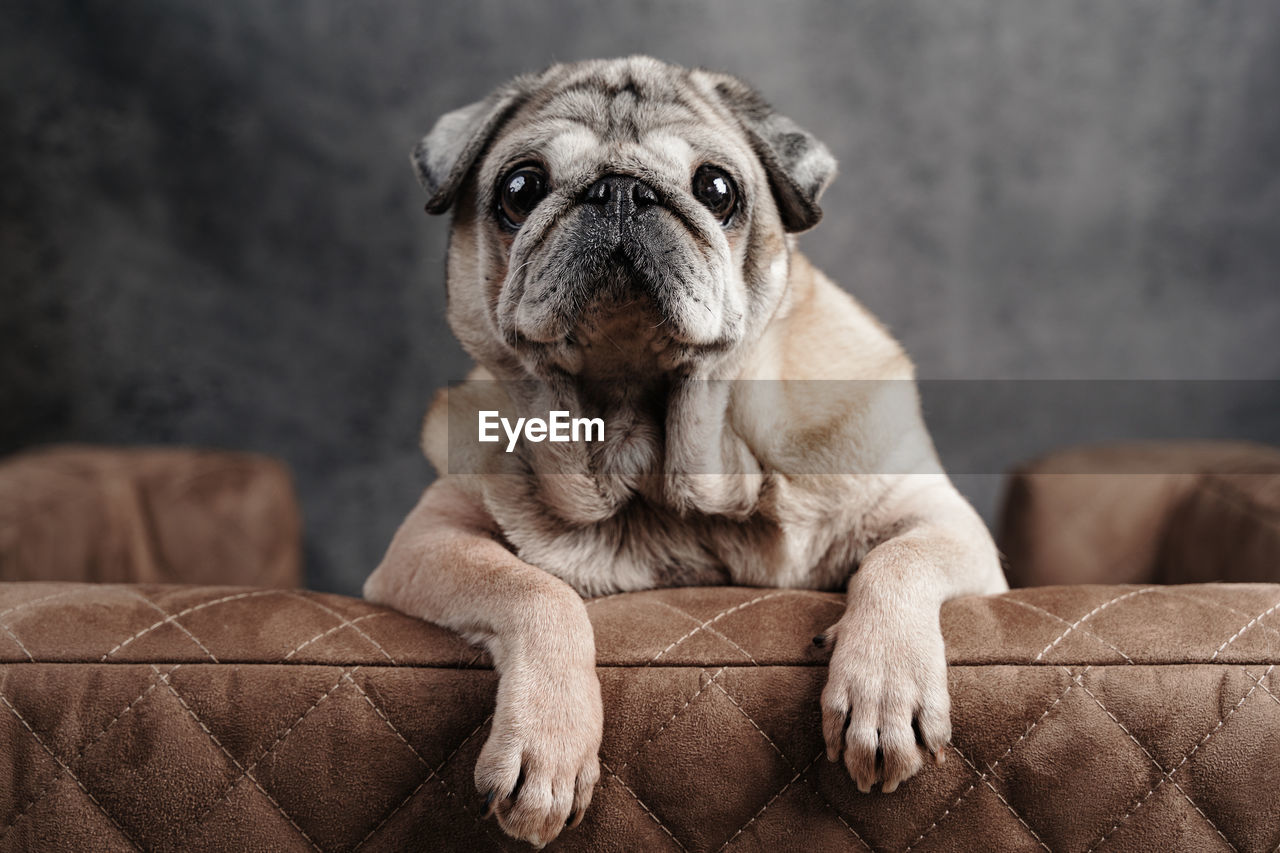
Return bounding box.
[364,56,1007,847]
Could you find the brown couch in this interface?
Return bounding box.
[0,444,1277,852]
[0,445,302,588]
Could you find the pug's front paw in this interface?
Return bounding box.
[819,597,950,793]
[476,662,603,847]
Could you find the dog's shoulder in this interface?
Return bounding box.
[773,252,913,382]
[731,252,935,480]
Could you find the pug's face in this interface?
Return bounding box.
[414,57,836,379]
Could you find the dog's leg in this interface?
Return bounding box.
[819,477,1007,793]
[363,478,601,847]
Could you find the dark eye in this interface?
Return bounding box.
[498,165,548,228]
[692,165,737,224]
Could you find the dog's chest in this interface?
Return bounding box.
[484,481,870,597]
[438,373,895,597]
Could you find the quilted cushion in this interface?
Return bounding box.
[0,582,1277,851]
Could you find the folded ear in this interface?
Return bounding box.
[697,72,837,233]
[412,80,531,214]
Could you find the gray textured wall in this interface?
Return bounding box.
[3,1,1278,593]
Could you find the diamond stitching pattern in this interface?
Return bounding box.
[154,664,326,851]
[650,601,759,665]
[1244,666,1280,707]
[904,667,1084,851]
[715,753,824,853]
[647,591,799,664]
[949,743,1053,852]
[1150,587,1280,645]
[1078,664,1272,852]
[1,582,1277,667]
[177,664,355,837]
[100,589,282,661]
[128,590,219,662]
[1000,597,1134,663]
[0,582,1274,851]
[354,712,501,852]
[0,623,33,662]
[709,680,871,851]
[0,662,178,842]
[601,758,688,852]
[1211,599,1280,660]
[283,592,399,664]
[1033,588,1156,661]
[284,613,389,661]
[0,691,142,850]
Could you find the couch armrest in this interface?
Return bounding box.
[0,445,302,587]
[997,441,1280,587]
[1157,470,1280,584]
[0,582,1276,851]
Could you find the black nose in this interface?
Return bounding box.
[584,175,660,210]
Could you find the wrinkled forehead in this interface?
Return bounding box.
[484,67,757,184]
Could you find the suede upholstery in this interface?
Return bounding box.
[0,582,1278,852]
[997,441,1280,588]
[0,446,302,588]
[1,441,1279,851]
